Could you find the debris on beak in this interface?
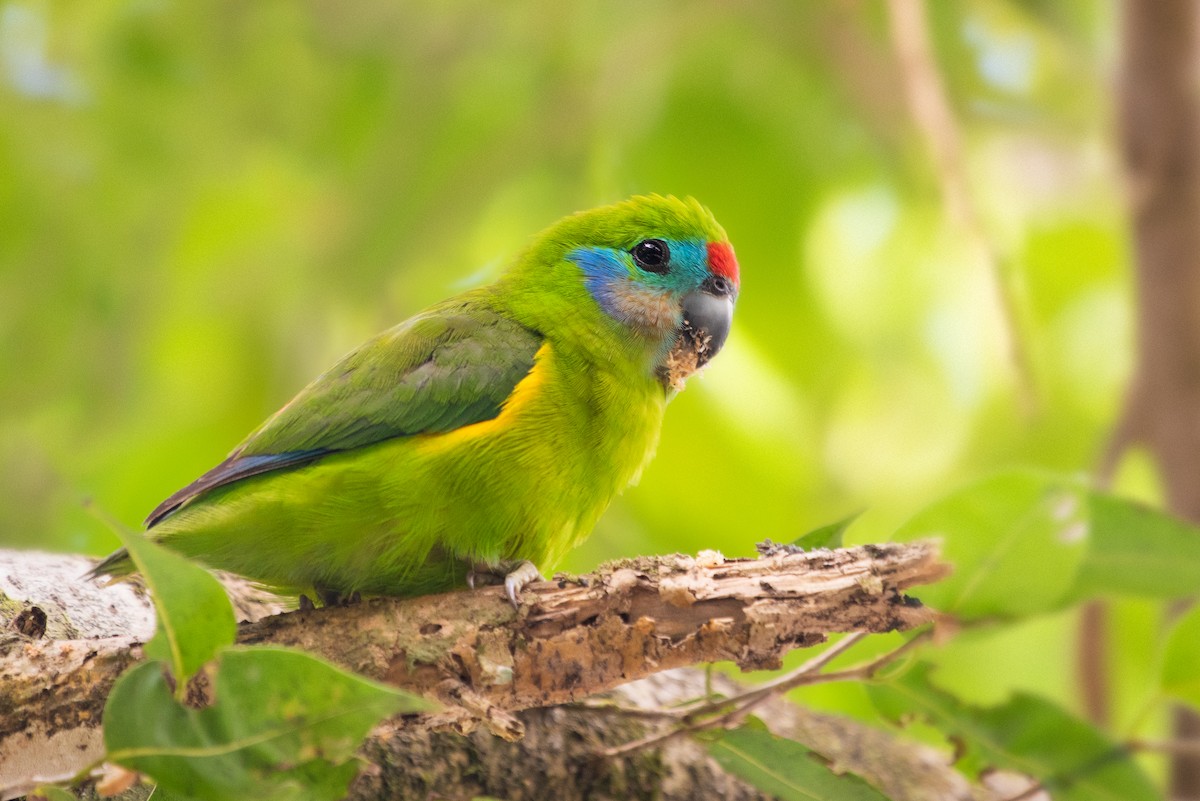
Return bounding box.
[656,276,736,392]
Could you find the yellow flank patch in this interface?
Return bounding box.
[417,342,553,452]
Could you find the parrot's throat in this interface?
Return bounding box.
[655,319,711,392]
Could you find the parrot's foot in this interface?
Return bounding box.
[503,560,544,610]
[465,560,545,609]
[311,587,362,608]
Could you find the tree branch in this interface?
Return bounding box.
[0,542,947,798]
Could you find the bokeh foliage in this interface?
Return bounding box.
[2,0,1162,792]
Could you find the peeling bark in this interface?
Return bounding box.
[1,543,947,799]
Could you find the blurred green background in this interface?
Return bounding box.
[1,0,1145,734]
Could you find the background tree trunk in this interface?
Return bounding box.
[1116,1,1200,797]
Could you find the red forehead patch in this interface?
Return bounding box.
[707,241,739,285]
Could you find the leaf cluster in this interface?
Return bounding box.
[69,529,432,801]
[699,469,1200,800]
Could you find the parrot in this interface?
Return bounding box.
[90,195,739,607]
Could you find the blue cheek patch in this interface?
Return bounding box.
[570,247,634,322]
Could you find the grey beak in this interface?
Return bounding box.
[679,275,736,368]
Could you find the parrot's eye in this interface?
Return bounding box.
[631,239,670,274]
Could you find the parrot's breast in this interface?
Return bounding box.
[404,340,667,569]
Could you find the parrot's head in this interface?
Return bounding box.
[506,195,739,391]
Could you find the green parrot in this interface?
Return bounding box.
[91,195,739,606]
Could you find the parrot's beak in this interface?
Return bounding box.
[679,275,736,369]
[656,275,736,391]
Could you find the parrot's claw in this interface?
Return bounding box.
[504,560,544,610]
[467,565,499,589]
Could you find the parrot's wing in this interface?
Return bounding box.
[147,299,542,526]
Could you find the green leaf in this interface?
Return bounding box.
[1162,605,1200,709]
[892,470,1088,619]
[704,724,891,801]
[144,786,199,800]
[104,646,435,801]
[1066,491,1200,601]
[113,527,236,693]
[868,664,1161,801]
[29,786,78,801]
[791,511,863,550]
[893,472,1200,615]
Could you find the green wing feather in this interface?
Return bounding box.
[146,294,542,526]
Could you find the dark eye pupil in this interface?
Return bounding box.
[631,239,670,273]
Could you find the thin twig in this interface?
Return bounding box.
[1129,738,1200,757]
[677,632,870,721]
[598,629,932,759]
[567,701,688,721]
[885,0,1038,414]
[723,630,931,725]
